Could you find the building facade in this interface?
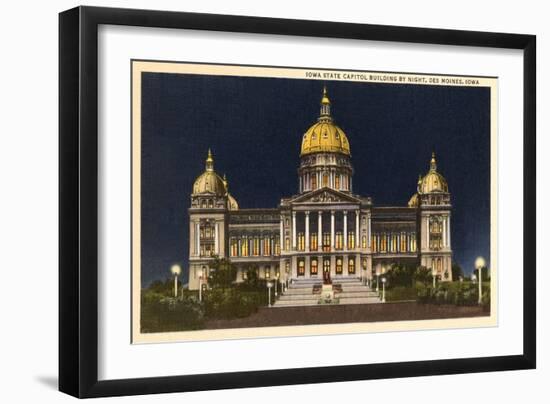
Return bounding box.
[187,88,452,289]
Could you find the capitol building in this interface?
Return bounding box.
[187,87,453,291]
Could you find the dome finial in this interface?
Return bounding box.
[320,85,331,119]
[430,151,437,171]
[205,148,214,172]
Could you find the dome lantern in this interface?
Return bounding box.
[205,148,214,172]
[319,85,331,119]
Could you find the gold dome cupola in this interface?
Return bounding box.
[418,152,449,194]
[300,86,351,157]
[192,149,227,196]
[298,86,354,194]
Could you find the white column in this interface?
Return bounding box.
[195,222,200,255]
[259,235,263,256]
[426,216,430,249]
[318,211,323,250]
[292,211,297,250]
[447,217,451,248]
[279,216,284,251]
[305,211,310,251]
[330,211,335,249]
[355,210,360,250]
[443,216,447,247]
[343,211,348,250]
[214,222,219,254]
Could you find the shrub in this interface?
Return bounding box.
[140,294,205,333]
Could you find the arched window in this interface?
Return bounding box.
[348,257,355,274]
[362,235,367,249]
[323,259,330,274]
[310,259,318,275]
[298,260,305,276]
[335,175,340,190]
[336,258,343,274]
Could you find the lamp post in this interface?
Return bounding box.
[375,268,380,292]
[381,277,386,303]
[267,281,274,307]
[170,264,181,298]
[275,272,280,297]
[198,268,204,302]
[432,267,436,288]
[475,256,486,305]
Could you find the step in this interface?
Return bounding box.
[339,296,382,304]
[274,299,320,306]
[337,291,380,298]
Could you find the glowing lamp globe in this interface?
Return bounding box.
[171,264,182,276]
[475,257,486,270]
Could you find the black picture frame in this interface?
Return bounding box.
[59,5,536,398]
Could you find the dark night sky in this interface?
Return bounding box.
[141,70,490,287]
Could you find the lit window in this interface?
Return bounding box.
[336,258,343,274]
[230,238,238,257]
[322,173,329,187]
[298,232,305,251]
[348,258,355,274]
[310,233,318,251]
[310,259,318,275]
[322,233,331,252]
[335,232,343,250]
[298,260,305,276]
[349,233,355,249]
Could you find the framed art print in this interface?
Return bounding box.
[59,6,536,398]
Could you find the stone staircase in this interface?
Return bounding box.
[273,277,381,307]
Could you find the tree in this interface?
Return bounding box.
[385,263,416,287]
[207,256,237,290]
[452,262,464,281]
[414,266,432,286]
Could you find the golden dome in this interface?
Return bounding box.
[227,193,239,210]
[418,152,449,194]
[223,174,239,210]
[192,149,226,196]
[408,193,419,207]
[300,86,351,156]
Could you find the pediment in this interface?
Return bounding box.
[290,187,361,204]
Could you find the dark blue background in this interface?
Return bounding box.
[141,71,490,287]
